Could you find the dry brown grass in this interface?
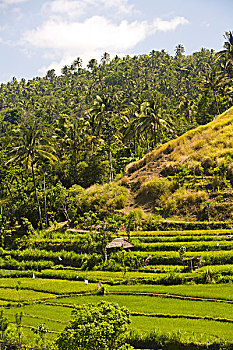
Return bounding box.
[126,107,233,175]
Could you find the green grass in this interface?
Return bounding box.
[0,300,17,306]
[0,278,98,294]
[133,240,233,252]
[2,222,233,347]
[4,292,232,343]
[126,106,233,174]
[2,305,68,346]
[0,288,56,302]
[1,304,72,345]
[131,316,233,342]
[109,283,233,301]
[49,294,233,320]
[4,302,233,344]
[132,234,233,242]
[1,281,233,346]
[40,269,169,282]
[198,264,233,275]
[4,305,71,331]
[122,229,233,237]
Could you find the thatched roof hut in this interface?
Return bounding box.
[182,256,202,271]
[106,238,134,252]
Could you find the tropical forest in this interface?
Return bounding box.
[0,31,233,349]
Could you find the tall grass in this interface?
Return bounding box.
[126,107,233,175]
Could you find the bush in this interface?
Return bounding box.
[56,301,132,350]
[75,183,129,218]
[127,329,182,349]
[137,177,172,203]
[174,189,208,207]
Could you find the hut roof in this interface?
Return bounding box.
[182,256,202,263]
[106,237,134,250]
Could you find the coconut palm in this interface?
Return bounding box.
[70,57,82,72]
[218,31,233,68]
[87,93,123,181]
[7,119,57,229]
[137,97,173,148]
[198,65,229,115]
[175,44,185,58]
[87,59,98,71]
[101,52,110,66]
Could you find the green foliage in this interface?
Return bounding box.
[56,301,132,350]
[76,183,129,218]
[0,310,9,340]
[128,328,182,350]
[126,209,143,240]
[32,323,49,350]
[138,176,172,202]
[178,246,187,260]
[0,40,233,230]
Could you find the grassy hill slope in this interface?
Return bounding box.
[123,107,233,222]
[126,106,233,177]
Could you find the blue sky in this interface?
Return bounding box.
[0,0,232,83]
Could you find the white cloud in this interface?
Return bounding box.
[22,15,188,52]
[22,16,152,53]
[21,12,189,74]
[43,0,134,19]
[153,17,189,31]
[42,0,87,19]
[96,0,134,14]
[0,0,28,6]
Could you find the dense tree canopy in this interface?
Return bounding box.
[56,301,133,350]
[0,33,233,232]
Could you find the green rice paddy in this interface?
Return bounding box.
[1,228,233,347]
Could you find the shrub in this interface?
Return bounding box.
[137,177,172,203]
[160,194,177,216]
[127,328,182,349]
[175,189,208,207]
[208,175,231,191]
[56,301,132,350]
[76,183,129,218]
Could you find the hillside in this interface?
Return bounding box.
[123,107,233,222]
[0,43,232,231]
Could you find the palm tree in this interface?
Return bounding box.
[61,65,70,76]
[45,69,56,82]
[149,50,156,57]
[7,119,57,229]
[87,59,98,71]
[198,65,229,115]
[218,31,233,69]
[87,93,122,181]
[122,99,145,154]
[70,57,82,72]
[101,52,110,66]
[137,97,173,148]
[175,44,185,58]
[87,94,113,135]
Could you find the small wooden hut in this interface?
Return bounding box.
[106,237,134,256]
[182,256,202,271]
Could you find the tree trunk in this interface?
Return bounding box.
[44,173,48,229]
[31,161,43,230]
[214,89,220,115]
[157,121,161,143]
[153,123,157,147]
[145,131,150,153]
[6,183,13,200]
[109,151,113,182]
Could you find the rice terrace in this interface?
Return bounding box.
[1,1,233,348]
[1,226,233,349]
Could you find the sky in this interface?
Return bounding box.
[0,0,232,83]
